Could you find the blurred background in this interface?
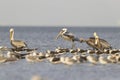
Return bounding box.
[0,0,120,27]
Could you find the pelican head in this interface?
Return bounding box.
[62,28,67,33]
[93,32,98,37]
[10,28,14,32]
[55,28,68,40]
[10,28,14,41]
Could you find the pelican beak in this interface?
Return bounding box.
[55,31,62,40]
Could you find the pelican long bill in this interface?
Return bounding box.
[55,31,62,40]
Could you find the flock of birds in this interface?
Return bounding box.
[0,28,120,65]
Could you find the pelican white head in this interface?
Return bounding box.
[93,32,97,36]
[10,28,14,32]
[55,28,67,40]
[62,28,67,33]
[10,28,14,41]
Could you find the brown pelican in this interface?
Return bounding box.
[55,28,80,48]
[93,32,100,47]
[10,28,27,50]
[80,37,112,51]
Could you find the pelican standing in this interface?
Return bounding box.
[55,28,80,48]
[93,32,100,47]
[80,37,112,51]
[9,28,27,50]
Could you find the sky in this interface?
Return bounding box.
[0,0,120,27]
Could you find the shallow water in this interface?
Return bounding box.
[0,27,120,80]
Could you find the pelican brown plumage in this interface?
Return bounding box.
[55,28,80,48]
[80,37,112,51]
[93,32,100,46]
[9,28,28,50]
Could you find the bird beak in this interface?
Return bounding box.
[55,31,62,40]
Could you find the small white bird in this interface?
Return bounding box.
[49,56,60,64]
[72,55,81,63]
[64,57,76,65]
[107,54,116,63]
[6,51,19,62]
[99,55,108,65]
[0,53,7,63]
[87,55,97,64]
[114,53,120,63]
[25,53,38,62]
[60,56,66,64]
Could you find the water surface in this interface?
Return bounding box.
[0,27,120,80]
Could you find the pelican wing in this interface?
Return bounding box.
[64,32,74,39]
[89,37,112,49]
[11,40,27,48]
[86,39,99,50]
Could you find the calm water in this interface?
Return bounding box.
[0,27,120,80]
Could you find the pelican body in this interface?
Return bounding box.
[10,28,27,50]
[56,28,80,48]
[80,37,112,51]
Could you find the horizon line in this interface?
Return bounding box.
[0,25,120,27]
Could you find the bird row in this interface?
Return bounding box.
[23,48,120,65]
[0,46,120,65]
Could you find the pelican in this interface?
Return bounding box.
[9,28,27,50]
[55,28,80,48]
[80,37,112,51]
[93,32,100,47]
